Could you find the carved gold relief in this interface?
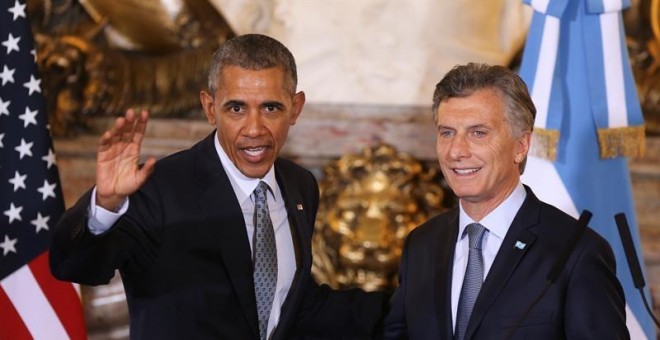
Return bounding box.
[626,0,660,134]
[312,144,450,292]
[27,0,235,136]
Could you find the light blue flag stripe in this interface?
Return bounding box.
[519,11,546,94]
[524,0,570,17]
[520,0,654,338]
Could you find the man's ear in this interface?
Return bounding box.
[515,131,532,164]
[289,91,306,125]
[200,91,215,125]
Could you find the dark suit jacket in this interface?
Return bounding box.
[384,186,628,339]
[50,132,385,340]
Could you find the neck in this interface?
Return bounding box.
[460,182,519,222]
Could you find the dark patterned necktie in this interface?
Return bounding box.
[253,181,277,340]
[455,223,487,340]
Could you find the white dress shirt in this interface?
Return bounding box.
[450,182,527,331]
[88,132,297,339]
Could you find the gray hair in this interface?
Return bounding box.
[207,34,298,94]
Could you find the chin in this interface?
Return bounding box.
[452,188,481,200]
[241,165,272,179]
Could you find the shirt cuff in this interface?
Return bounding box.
[88,187,129,235]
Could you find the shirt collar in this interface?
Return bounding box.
[213,131,279,205]
[458,181,526,240]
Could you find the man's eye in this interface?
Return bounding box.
[265,105,277,112]
[473,130,486,137]
[439,130,453,138]
[230,106,242,113]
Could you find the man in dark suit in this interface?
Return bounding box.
[50,34,386,339]
[383,63,628,339]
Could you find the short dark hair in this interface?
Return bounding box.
[431,63,536,173]
[207,34,298,94]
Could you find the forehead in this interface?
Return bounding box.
[218,66,287,86]
[437,88,506,124]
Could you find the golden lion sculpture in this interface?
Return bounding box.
[312,143,450,291]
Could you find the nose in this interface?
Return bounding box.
[447,134,470,160]
[244,111,265,137]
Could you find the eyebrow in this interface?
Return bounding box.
[436,123,490,130]
[261,101,285,109]
[223,100,246,109]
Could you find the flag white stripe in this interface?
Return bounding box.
[1,265,69,340]
[530,0,551,13]
[626,305,648,340]
[522,157,578,218]
[531,15,560,129]
[600,12,627,127]
[603,0,625,12]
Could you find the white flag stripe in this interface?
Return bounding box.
[603,0,625,12]
[600,12,627,127]
[530,0,551,14]
[522,156,578,218]
[73,282,81,298]
[1,265,70,340]
[531,15,560,129]
[625,305,647,340]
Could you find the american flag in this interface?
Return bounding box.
[0,0,87,339]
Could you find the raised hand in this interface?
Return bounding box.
[95,109,156,211]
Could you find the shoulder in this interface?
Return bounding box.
[406,208,458,243]
[149,134,215,178]
[536,199,608,243]
[276,157,313,174]
[275,157,317,185]
[532,199,614,263]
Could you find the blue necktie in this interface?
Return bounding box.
[455,223,487,340]
[253,181,277,340]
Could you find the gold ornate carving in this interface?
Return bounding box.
[530,128,560,161]
[312,144,449,291]
[597,125,646,159]
[27,0,235,136]
[625,0,660,134]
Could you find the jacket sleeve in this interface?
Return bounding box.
[564,231,629,339]
[288,166,390,338]
[50,179,163,285]
[382,233,411,339]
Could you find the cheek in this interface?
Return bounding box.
[435,142,447,158]
[271,123,290,140]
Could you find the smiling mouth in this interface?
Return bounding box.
[243,146,267,157]
[453,167,481,175]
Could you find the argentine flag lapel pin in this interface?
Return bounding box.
[514,241,526,250]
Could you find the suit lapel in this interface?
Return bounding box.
[275,162,309,272]
[270,161,310,340]
[465,190,541,339]
[433,210,460,339]
[194,133,260,339]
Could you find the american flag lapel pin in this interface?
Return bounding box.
[514,241,527,250]
[296,204,303,211]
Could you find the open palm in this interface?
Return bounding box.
[95,109,156,211]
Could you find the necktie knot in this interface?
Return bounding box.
[466,223,486,251]
[254,181,269,204]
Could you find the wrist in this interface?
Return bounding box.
[96,192,126,212]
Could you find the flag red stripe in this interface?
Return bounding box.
[0,286,33,340]
[29,252,87,340]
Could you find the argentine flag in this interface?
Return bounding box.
[519,0,652,338]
